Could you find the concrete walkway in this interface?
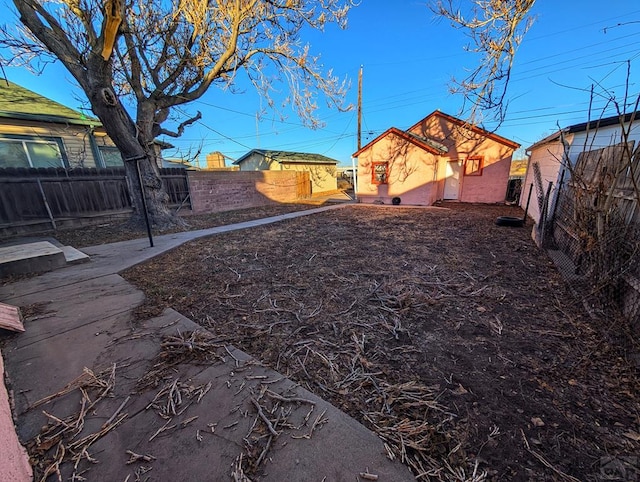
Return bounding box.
[0,204,414,481]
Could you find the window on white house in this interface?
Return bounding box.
[0,137,66,168]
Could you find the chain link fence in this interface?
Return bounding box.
[535,142,640,363]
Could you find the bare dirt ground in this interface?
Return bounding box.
[122,203,639,481]
[50,202,325,248]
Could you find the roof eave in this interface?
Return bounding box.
[278,159,338,165]
[526,130,565,152]
[0,110,101,127]
[410,110,520,150]
[566,111,640,134]
[352,127,446,157]
[235,149,339,165]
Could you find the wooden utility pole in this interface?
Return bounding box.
[357,65,363,151]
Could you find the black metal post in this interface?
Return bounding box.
[522,183,533,225]
[125,155,154,248]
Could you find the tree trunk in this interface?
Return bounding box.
[121,151,178,230]
[83,78,180,228]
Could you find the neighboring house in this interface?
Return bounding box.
[162,158,195,169]
[519,111,640,224]
[353,110,520,205]
[234,149,338,194]
[510,159,529,178]
[0,79,124,169]
[162,151,238,171]
[505,159,529,203]
[337,166,357,179]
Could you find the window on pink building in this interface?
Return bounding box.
[465,156,483,176]
[372,161,389,184]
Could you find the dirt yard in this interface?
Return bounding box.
[123,203,639,481]
[49,202,324,248]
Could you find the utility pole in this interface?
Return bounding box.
[357,65,363,151]
[353,65,363,201]
[256,112,260,148]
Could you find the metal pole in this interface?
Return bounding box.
[351,156,358,201]
[136,159,154,247]
[522,183,533,225]
[125,155,154,248]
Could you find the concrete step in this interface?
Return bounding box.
[0,241,67,277]
[61,246,90,265]
[0,241,90,277]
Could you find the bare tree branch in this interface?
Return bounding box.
[432,0,536,126]
[156,111,202,138]
[0,0,354,227]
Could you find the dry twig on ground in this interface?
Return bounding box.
[26,364,125,481]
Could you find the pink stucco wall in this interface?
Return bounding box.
[411,113,515,204]
[356,130,439,206]
[458,157,512,203]
[355,112,517,206]
[0,352,32,482]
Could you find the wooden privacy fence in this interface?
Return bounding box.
[0,167,190,227]
[552,142,640,262]
[549,141,640,326]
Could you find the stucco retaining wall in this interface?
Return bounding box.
[0,350,32,482]
[187,170,311,214]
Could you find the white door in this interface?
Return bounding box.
[444,160,461,199]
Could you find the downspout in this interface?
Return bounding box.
[351,156,358,201]
[433,158,439,203]
[520,149,533,209]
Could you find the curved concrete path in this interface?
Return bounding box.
[0,204,414,481]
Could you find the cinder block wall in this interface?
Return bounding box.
[188,171,311,214]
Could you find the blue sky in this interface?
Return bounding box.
[3,1,640,166]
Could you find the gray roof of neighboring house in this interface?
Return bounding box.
[162,158,193,169]
[0,79,100,126]
[234,149,339,165]
[566,111,640,134]
[527,111,640,151]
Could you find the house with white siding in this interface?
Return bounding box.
[520,112,640,224]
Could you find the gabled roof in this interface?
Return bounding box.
[527,111,640,152]
[409,110,520,150]
[352,127,448,158]
[0,79,99,126]
[234,149,339,165]
[352,110,520,158]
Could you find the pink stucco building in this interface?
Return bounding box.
[353,111,520,206]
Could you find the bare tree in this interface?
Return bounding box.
[432,0,536,126]
[1,0,352,227]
